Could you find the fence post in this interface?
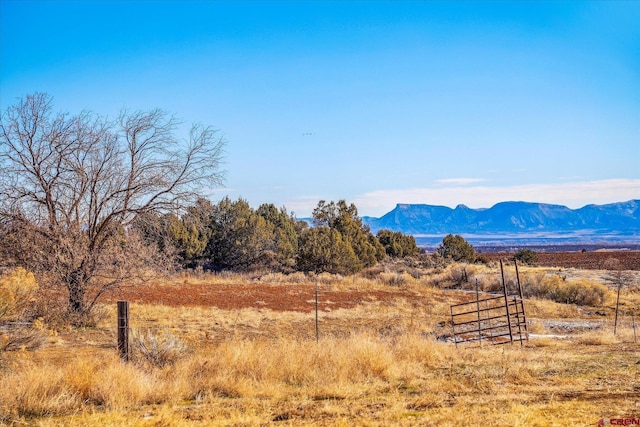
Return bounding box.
[315,277,319,343]
[450,304,457,347]
[117,300,130,361]
[514,259,529,341]
[614,280,622,335]
[500,260,513,343]
[475,279,482,346]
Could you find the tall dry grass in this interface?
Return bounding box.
[2,326,637,426]
[0,352,174,419]
[0,333,444,420]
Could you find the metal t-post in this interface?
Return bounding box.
[500,260,513,343]
[514,259,528,341]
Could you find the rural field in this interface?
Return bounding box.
[1,253,639,426]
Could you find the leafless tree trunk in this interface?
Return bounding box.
[0,93,225,317]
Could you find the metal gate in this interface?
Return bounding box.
[450,259,528,346]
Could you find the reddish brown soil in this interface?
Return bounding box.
[101,252,640,312]
[483,251,640,270]
[105,282,417,313]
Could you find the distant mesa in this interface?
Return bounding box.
[359,200,640,248]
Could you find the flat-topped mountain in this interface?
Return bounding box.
[362,200,640,236]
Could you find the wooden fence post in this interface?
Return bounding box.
[315,278,319,343]
[117,301,130,361]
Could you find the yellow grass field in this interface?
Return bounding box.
[1,262,639,426]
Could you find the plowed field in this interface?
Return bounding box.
[485,250,640,270]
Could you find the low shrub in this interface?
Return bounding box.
[0,268,46,357]
[131,329,189,369]
[359,264,386,280]
[448,264,478,288]
[514,249,538,265]
[316,272,343,285]
[258,272,307,284]
[475,255,489,265]
[0,268,39,321]
[475,274,502,293]
[525,275,607,306]
[379,272,412,286]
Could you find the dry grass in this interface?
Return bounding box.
[0,326,47,352]
[2,329,637,426]
[1,265,639,426]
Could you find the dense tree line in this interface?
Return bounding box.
[137,197,417,275]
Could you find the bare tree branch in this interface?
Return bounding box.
[0,93,226,316]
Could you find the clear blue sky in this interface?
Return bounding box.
[2,0,639,217]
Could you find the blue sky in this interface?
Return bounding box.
[1,1,639,217]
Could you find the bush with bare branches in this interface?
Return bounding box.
[130,329,189,369]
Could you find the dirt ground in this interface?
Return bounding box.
[106,282,428,313]
[485,250,640,270]
[104,251,640,313]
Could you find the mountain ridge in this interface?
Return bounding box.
[361,200,640,238]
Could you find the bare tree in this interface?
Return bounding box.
[0,93,225,317]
